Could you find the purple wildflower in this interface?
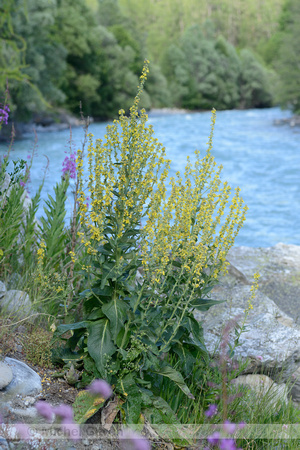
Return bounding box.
[207,431,221,445]
[205,404,218,417]
[62,151,76,179]
[238,421,246,429]
[119,429,151,450]
[15,423,31,441]
[61,421,81,442]
[223,420,236,435]
[87,379,112,399]
[35,401,53,422]
[0,105,10,125]
[219,438,237,450]
[20,181,26,188]
[257,355,263,361]
[53,404,74,422]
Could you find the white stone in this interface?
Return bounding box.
[0,363,13,390]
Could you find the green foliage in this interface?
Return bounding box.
[0,156,28,277]
[0,0,28,94]
[53,64,247,424]
[273,0,300,112]
[162,24,272,110]
[40,178,69,269]
[7,0,67,121]
[238,49,273,109]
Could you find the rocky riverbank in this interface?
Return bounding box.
[0,110,88,141]
[274,115,300,127]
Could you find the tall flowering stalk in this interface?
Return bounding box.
[55,60,247,424]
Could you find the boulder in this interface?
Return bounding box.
[0,290,31,318]
[231,374,289,409]
[227,243,300,324]
[0,363,13,390]
[2,357,42,396]
[195,244,300,405]
[0,282,6,299]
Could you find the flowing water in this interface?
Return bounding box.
[0,107,299,247]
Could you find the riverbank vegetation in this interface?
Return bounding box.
[1,64,300,449]
[1,0,299,126]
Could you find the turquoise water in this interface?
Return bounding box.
[0,107,299,247]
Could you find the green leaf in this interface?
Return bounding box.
[190,297,225,311]
[73,390,106,424]
[116,327,131,348]
[153,365,194,399]
[186,316,206,349]
[86,308,105,320]
[119,374,142,423]
[87,319,116,377]
[172,344,196,376]
[51,348,83,366]
[102,298,128,342]
[54,321,90,338]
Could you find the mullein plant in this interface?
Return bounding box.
[53,60,248,424]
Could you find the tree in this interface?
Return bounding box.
[7,0,67,120]
[274,0,300,112]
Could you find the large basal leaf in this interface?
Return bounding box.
[73,390,106,424]
[153,365,194,399]
[119,374,142,424]
[87,319,116,378]
[51,347,83,366]
[54,321,90,338]
[102,298,128,342]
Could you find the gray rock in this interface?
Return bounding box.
[3,357,42,396]
[195,244,300,403]
[0,363,13,390]
[0,282,6,299]
[0,290,31,318]
[0,437,9,450]
[227,243,300,324]
[231,374,289,409]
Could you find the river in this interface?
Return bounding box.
[0,107,299,247]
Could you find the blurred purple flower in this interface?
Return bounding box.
[238,421,246,429]
[87,379,112,399]
[219,438,237,450]
[20,181,26,188]
[0,105,10,125]
[53,404,74,422]
[35,401,53,422]
[207,431,221,445]
[62,151,76,179]
[15,423,31,441]
[61,421,81,442]
[223,420,236,435]
[205,404,218,417]
[257,355,263,361]
[119,429,150,450]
